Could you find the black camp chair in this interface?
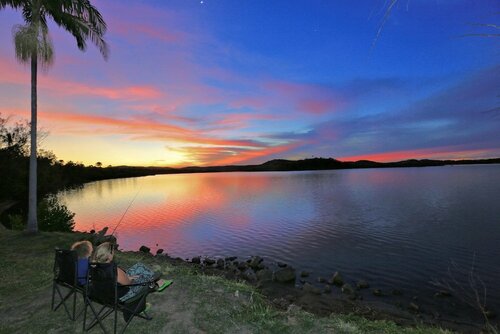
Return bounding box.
[51,248,86,320]
[83,262,155,334]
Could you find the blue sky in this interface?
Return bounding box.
[0,0,499,166]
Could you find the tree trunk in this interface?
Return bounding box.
[27,53,38,233]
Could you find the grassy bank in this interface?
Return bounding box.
[0,230,450,334]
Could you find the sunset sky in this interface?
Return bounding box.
[0,0,499,167]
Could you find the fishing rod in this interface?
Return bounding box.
[110,186,142,236]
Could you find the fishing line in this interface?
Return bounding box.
[110,185,142,236]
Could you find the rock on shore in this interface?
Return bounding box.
[274,267,296,283]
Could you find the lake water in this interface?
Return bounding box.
[60,164,500,322]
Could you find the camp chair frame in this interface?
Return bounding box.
[51,248,86,321]
[83,262,155,334]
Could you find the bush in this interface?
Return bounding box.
[8,214,25,230]
[38,196,75,232]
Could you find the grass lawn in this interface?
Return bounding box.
[0,230,451,333]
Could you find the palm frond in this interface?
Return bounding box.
[460,33,500,38]
[467,23,500,30]
[0,0,24,10]
[3,0,108,60]
[12,23,54,68]
[21,2,32,23]
[45,0,109,59]
[13,24,36,63]
[372,0,399,48]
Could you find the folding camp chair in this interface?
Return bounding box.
[51,248,85,320]
[83,262,155,334]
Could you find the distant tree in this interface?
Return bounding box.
[95,161,102,168]
[0,0,108,233]
[0,113,29,156]
[0,114,29,199]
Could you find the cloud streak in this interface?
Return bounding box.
[1,0,498,166]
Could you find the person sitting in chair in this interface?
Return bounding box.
[92,242,171,301]
[71,240,93,285]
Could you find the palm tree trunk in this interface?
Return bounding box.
[27,52,38,233]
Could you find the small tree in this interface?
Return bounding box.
[38,196,75,232]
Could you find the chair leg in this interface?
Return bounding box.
[83,298,87,332]
[53,285,75,320]
[85,302,113,333]
[74,293,86,320]
[114,308,118,334]
[72,287,77,320]
[120,295,150,334]
[51,282,56,311]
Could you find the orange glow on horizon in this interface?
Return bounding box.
[212,143,300,166]
[339,147,495,163]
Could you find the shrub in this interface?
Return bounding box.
[38,196,75,232]
[8,214,25,230]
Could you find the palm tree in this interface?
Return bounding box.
[0,0,108,233]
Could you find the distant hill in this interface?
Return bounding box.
[160,157,500,175]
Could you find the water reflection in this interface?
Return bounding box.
[60,165,500,322]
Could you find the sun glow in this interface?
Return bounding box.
[44,135,191,167]
[1,1,498,167]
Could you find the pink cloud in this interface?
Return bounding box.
[228,97,267,109]
[47,82,162,100]
[298,98,337,114]
[264,80,304,94]
[129,108,199,124]
[0,108,28,120]
[171,143,298,167]
[40,110,192,135]
[135,24,182,42]
[0,56,162,101]
[212,143,299,166]
[132,133,259,148]
[210,113,282,130]
[110,21,185,44]
[36,109,265,151]
[264,79,342,114]
[0,57,28,85]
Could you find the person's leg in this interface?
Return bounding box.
[127,263,164,288]
[126,263,156,281]
[119,264,153,302]
[124,262,170,293]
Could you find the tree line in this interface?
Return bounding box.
[0,114,168,204]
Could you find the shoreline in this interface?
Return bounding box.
[1,229,460,333]
[127,242,494,333]
[83,158,500,182]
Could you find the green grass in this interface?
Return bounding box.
[0,230,452,333]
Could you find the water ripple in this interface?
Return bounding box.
[61,166,500,315]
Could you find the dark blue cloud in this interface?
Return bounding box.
[270,65,500,159]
